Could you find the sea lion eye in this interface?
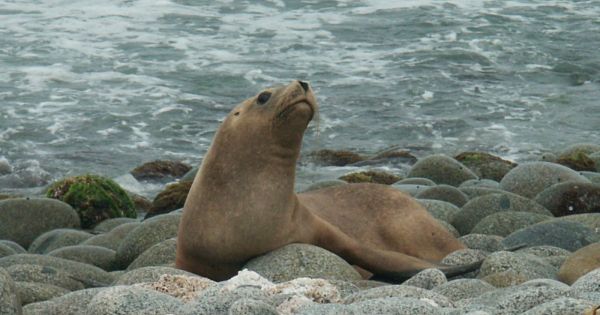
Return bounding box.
[257,92,271,105]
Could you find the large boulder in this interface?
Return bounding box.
[0,198,80,248]
[46,174,136,229]
[408,154,478,186]
[454,151,517,181]
[145,181,192,219]
[244,244,362,283]
[502,220,598,252]
[500,162,591,198]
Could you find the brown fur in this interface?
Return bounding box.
[176,81,474,281]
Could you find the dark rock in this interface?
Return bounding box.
[127,238,176,270]
[15,281,69,305]
[82,222,141,251]
[0,267,21,315]
[0,198,80,248]
[407,154,478,187]
[557,150,597,171]
[502,220,598,251]
[0,254,114,288]
[47,245,116,271]
[130,160,192,181]
[554,213,600,232]
[417,199,461,223]
[415,184,469,207]
[145,181,192,218]
[244,243,361,283]
[500,162,591,198]
[454,151,517,181]
[180,166,199,182]
[338,170,401,185]
[470,211,553,237]
[308,149,365,166]
[558,243,600,285]
[46,174,136,229]
[115,213,181,269]
[351,150,418,167]
[534,181,600,217]
[560,143,600,156]
[28,229,93,254]
[451,192,552,235]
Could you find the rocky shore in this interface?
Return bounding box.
[1,144,600,314]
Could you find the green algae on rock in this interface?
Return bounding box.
[46,174,136,229]
[338,170,401,185]
[308,149,366,166]
[454,151,517,182]
[145,181,192,219]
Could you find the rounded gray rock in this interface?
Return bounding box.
[15,281,70,305]
[114,266,198,285]
[181,285,270,315]
[84,285,182,315]
[571,268,600,294]
[459,186,508,199]
[6,264,84,291]
[0,240,26,254]
[0,267,21,315]
[478,251,557,287]
[0,243,17,259]
[244,243,361,283]
[470,211,553,237]
[343,284,454,307]
[0,254,114,288]
[534,181,600,217]
[502,220,598,251]
[348,297,440,313]
[0,198,80,248]
[432,278,495,302]
[391,184,429,196]
[415,184,469,207]
[127,238,176,270]
[459,234,504,252]
[442,249,488,266]
[21,287,104,315]
[396,177,436,186]
[459,179,501,189]
[229,298,278,315]
[93,217,138,233]
[521,297,596,315]
[402,268,447,289]
[115,213,180,269]
[451,192,553,235]
[408,154,478,187]
[500,162,591,198]
[28,228,94,254]
[47,245,116,271]
[81,222,140,251]
[417,199,461,223]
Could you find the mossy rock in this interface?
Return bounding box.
[370,150,418,165]
[339,170,401,185]
[455,151,517,181]
[130,160,192,181]
[556,150,596,172]
[309,149,366,166]
[46,174,136,229]
[145,181,192,219]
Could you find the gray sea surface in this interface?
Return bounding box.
[1,0,599,196]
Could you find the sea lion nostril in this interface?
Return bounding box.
[298,80,309,92]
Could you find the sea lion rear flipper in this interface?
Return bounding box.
[371,259,483,283]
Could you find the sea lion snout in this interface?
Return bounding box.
[298,80,310,92]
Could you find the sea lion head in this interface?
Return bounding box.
[218,80,318,153]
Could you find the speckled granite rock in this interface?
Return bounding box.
[521,297,597,315]
[478,251,558,287]
[432,278,495,302]
[402,268,447,290]
[28,229,94,254]
[15,281,69,305]
[502,220,598,251]
[47,245,116,271]
[417,199,461,223]
[244,243,362,283]
[84,285,182,315]
[0,267,21,315]
[343,284,454,307]
[115,213,180,269]
[459,234,505,252]
[114,266,198,285]
[452,192,552,235]
[21,288,104,315]
[93,217,138,233]
[81,222,140,251]
[415,184,469,207]
[127,238,177,270]
[470,211,553,237]
[6,264,84,291]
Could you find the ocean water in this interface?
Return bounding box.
[1,0,599,196]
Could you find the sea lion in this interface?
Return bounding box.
[176,80,479,281]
